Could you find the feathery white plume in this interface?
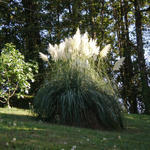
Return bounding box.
[100,44,111,58]
[40,28,100,63]
[113,57,125,71]
[39,52,48,62]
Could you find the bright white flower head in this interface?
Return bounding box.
[72,28,81,50]
[12,138,16,142]
[47,44,58,61]
[45,28,100,62]
[39,52,48,62]
[113,57,125,71]
[40,29,113,63]
[89,39,99,57]
[100,44,111,58]
[40,28,114,70]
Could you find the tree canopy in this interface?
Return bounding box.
[0,0,150,113]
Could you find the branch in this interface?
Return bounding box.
[0,99,6,103]
[0,96,7,103]
[129,0,150,12]
[140,7,150,12]
[9,83,18,99]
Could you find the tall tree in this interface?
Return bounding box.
[134,0,150,114]
[22,0,41,61]
[123,0,137,113]
[111,0,138,113]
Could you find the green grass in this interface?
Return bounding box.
[0,107,150,150]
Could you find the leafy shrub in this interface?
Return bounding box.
[0,43,38,108]
[33,29,124,130]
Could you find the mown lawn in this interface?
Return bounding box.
[0,107,150,150]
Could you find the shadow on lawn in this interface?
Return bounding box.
[0,112,35,121]
[1,111,150,134]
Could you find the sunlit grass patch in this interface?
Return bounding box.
[0,107,150,150]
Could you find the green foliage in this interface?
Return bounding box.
[0,43,38,107]
[1,0,150,113]
[33,56,123,130]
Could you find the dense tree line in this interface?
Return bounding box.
[0,0,150,114]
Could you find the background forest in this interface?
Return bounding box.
[0,0,150,114]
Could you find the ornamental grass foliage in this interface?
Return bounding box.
[33,29,124,130]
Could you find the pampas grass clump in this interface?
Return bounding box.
[33,29,124,130]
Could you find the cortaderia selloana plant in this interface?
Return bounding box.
[33,29,124,130]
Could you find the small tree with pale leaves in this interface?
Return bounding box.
[0,43,38,108]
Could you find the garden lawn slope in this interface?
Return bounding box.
[0,107,150,150]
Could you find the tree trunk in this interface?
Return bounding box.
[134,0,150,114]
[7,98,11,109]
[112,0,128,110]
[113,0,138,113]
[22,0,44,94]
[123,0,137,113]
[22,0,41,61]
